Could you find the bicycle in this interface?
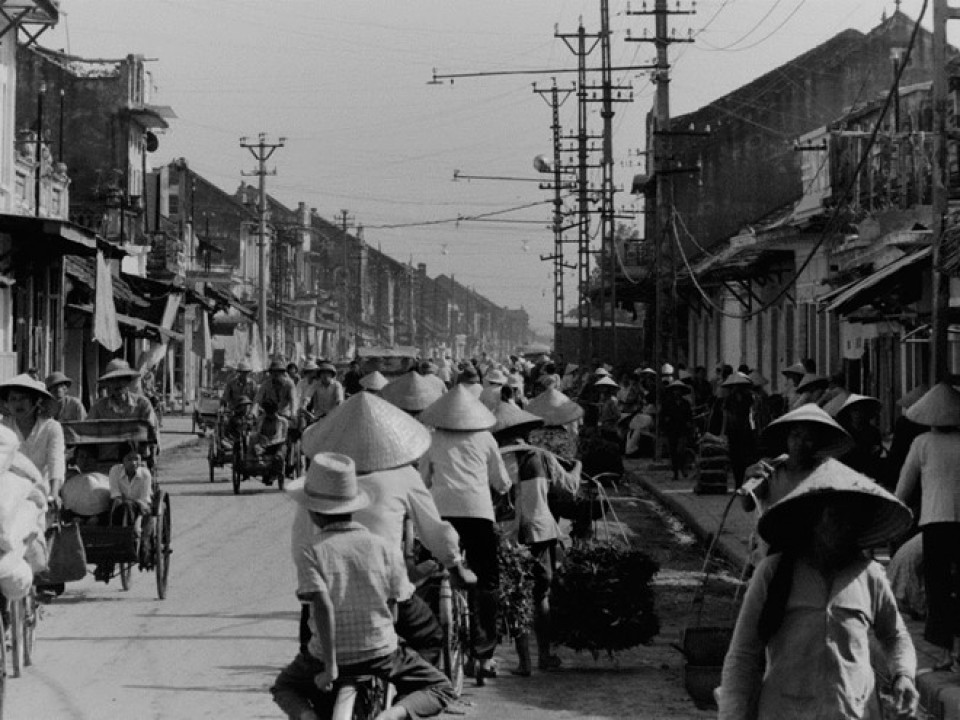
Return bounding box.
[330,674,396,720]
[437,567,471,695]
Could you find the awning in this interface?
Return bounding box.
[0,214,100,256]
[824,246,932,314]
[65,256,149,308]
[67,303,184,342]
[125,105,175,130]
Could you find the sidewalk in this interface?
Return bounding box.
[627,457,957,720]
[158,413,203,453]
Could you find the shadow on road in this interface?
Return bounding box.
[123,683,265,694]
[143,610,298,622]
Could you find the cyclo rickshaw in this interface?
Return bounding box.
[60,419,172,600]
[230,412,303,495]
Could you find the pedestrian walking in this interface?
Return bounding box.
[721,372,758,489]
[895,382,960,669]
[720,459,918,720]
[661,380,694,481]
[418,385,511,679]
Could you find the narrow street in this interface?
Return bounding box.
[10,435,724,719]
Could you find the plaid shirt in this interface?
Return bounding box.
[296,520,406,666]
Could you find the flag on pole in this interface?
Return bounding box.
[93,250,122,351]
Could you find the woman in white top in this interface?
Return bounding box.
[418,385,510,679]
[896,382,960,668]
[0,374,64,500]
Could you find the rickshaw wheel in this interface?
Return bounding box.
[155,493,171,600]
[119,508,133,592]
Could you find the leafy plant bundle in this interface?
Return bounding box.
[496,535,537,639]
[552,542,661,658]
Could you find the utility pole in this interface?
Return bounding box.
[533,79,575,352]
[558,22,601,364]
[241,132,285,357]
[931,0,958,381]
[337,209,355,360]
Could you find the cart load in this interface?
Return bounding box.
[0,451,47,601]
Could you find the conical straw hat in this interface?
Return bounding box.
[418,384,496,431]
[666,379,692,395]
[359,371,389,392]
[526,387,584,427]
[834,394,882,423]
[380,371,442,412]
[796,374,829,393]
[758,458,912,549]
[301,391,431,473]
[594,376,619,388]
[759,403,853,458]
[491,400,544,436]
[721,372,752,388]
[0,374,51,400]
[905,382,960,427]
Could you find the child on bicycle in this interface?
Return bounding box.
[271,452,454,720]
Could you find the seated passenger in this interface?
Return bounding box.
[251,399,289,457]
[95,444,154,581]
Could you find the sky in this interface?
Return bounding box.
[52,0,939,335]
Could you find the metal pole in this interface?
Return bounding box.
[653,0,671,460]
[258,148,269,357]
[931,0,950,381]
[35,84,44,217]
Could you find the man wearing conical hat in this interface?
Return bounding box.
[221,358,258,413]
[297,392,473,670]
[418,385,511,679]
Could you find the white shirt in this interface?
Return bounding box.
[420,430,511,521]
[2,416,64,496]
[108,464,152,512]
[308,380,344,418]
[896,430,960,526]
[291,465,461,601]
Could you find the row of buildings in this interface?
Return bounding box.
[0,3,530,410]
[598,9,958,433]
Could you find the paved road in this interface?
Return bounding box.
[11,437,711,719]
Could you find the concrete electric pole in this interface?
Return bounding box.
[241,133,285,357]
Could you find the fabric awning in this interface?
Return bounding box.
[0,214,100,256]
[824,247,931,314]
[67,303,183,342]
[65,256,149,308]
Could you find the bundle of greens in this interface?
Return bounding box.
[552,542,661,658]
[496,536,536,639]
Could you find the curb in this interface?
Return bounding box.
[633,473,748,573]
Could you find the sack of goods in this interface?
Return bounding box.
[0,467,47,599]
[61,472,111,517]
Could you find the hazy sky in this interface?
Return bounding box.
[54,0,932,333]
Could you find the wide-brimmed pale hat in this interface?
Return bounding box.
[301,360,319,374]
[666,379,692,395]
[526,387,584,427]
[594,368,612,378]
[419,384,496,432]
[268,357,286,372]
[491,400,544,436]
[782,361,807,378]
[286,452,370,514]
[759,403,853,457]
[594,376,619,388]
[302,392,431,472]
[758,458,912,549]
[905,382,960,427]
[796,374,829,393]
[380,371,442,411]
[835,394,882,423]
[316,361,337,376]
[0,374,52,400]
[485,369,507,386]
[98,359,141,383]
[721,372,752,388]
[359,371,389,392]
[637,367,657,377]
[236,359,253,372]
[44,371,72,390]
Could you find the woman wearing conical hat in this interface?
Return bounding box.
[833,394,884,482]
[526,387,584,459]
[720,460,918,719]
[896,382,960,668]
[418,385,511,679]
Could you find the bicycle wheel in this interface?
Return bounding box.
[0,602,7,717]
[155,493,172,600]
[447,590,468,696]
[331,677,390,720]
[21,589,37,668]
